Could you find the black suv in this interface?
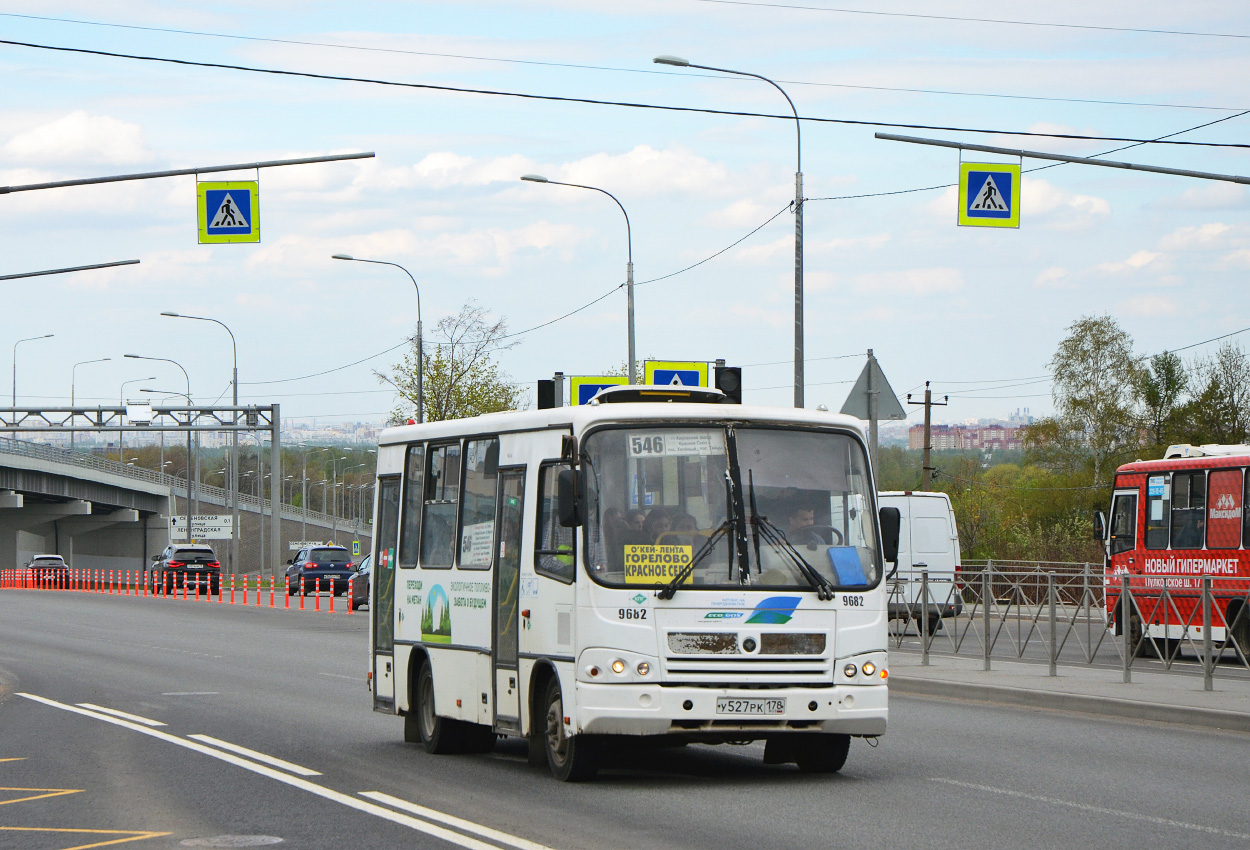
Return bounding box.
[150,544,221,594]
[286,546,356,596]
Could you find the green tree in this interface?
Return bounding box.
[1134,350,1188,449]
[378,301,527,423]
[1180,342,1250,445]
[1046,315,1141,484]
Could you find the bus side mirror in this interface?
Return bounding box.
[878,506,901,564]
[1093,511,1106,541]
[557,467,582,528]
[150,554,160,562]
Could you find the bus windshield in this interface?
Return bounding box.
[583,425,881,590]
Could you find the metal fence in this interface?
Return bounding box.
[0,436,361,530]
[889,560,1250,688]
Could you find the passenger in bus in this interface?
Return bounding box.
[626,510,646,533]
[672,513,698,534]
[644,510,672,544]
[601,507,630,572]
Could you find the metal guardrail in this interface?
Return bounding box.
[0,436,369,533]
[889,561,1250,687]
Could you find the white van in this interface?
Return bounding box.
[878,491,962,631]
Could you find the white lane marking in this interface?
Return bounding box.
[18,693,540,850]
[362,791,557,850]
[77,703,165,727]
[189,734,322,777]
[162,692,220,696]
[932,778,1250,841]
[317,673,357,681]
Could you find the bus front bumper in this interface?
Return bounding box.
[573,682,888,737]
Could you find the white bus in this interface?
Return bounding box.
[367,385,900,781]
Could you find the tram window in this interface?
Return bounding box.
[535,463,574,583]
[1170,471,1206,550]
[458,438,499,570]
[421,442,461,568]
[398,443,425,569]
[1145,475,1169,551]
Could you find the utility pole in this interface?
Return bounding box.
[907,382,948,491]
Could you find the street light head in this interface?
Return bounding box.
[520,174,549,183]
[654,55,690,67]
[160,312,180,318]
[331,254,354,261]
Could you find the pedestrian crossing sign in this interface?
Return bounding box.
[569,375,628,406]
[198,180,260,244]
[958,163,1020,228]
[643,360,708,388]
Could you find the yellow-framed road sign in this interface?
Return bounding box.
[197,180,260,244]
[569,375,628,406]
[958,163,1020,228]
[643,360,708,387]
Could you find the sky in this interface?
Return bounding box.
[2,0,1249,429]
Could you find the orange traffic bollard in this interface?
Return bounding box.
[299,577,305,610]
[314,578,321,612]
[270,575,276,608]
[284,574,290,610]
[230,575,236,605]
[346,577,353,616]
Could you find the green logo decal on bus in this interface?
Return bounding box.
[421,584,452,643]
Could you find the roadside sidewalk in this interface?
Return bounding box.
[888,649,1250,733]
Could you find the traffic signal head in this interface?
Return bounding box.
[715,365,742,404]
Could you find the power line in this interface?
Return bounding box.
[2,38,1249,149]
[2,12,1235,113]
[693,0,1250,40]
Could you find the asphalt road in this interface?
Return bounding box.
[1,590,1247,850]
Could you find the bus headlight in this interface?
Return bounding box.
[843,663,858,678]
[861,661,876,677]
[611,659,626,674]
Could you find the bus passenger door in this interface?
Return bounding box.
[493,467,525,732]
[1108,490,1138,574]
[372,476,401,711]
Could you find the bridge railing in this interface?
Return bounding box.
[0,436,367,533]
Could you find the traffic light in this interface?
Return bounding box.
[715,365,742,404]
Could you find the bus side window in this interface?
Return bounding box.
[1109,494,1137,556]
[421,442,461,568]
[397,443,425,569]
[1145,475,1169,550]
[458,438,499,570]
[535,463,574,583]
[1170,471,1206,550]
[1207,469,1243,550]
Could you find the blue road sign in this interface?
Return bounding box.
[958,163,1020,228]
[652,368,701,387]
[198,180,260,243]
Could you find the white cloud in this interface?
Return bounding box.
[703,198,777,228]
[2,111,152,165]
[1021,178,1110,229]
[1035,267,1072,289]
[1160,183,1247,211]
[1120,294,1179,317]
[1157,222,1233,252]
[1096,250,1161,275]
[851,267,963,295]
[559,145,733,197]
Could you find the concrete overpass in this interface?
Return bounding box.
[0,437,371,575]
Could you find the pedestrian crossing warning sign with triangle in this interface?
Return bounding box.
[209,192,249,229]
[958,163,1021,229]
[197,180,260,244]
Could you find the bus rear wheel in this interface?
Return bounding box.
[793,733,851,773]
[544,679,597,782]
[415,664,465,754]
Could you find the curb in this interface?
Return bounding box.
[890,675,1250,734]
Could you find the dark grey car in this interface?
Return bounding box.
[349,554,371,610]
[149,544,220,595]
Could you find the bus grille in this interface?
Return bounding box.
[661,656,832,687]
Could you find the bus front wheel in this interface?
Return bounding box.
[793,733,851,773]
[415,664,464,754]
[543,680,598,782]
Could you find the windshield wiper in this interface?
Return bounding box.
[656,519,733,600]
[751,510,836,601]
[723,429,752,584]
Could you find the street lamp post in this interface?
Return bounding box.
[70,357,110,451]
[128,353,192,541]
[12,334,54,408]
[520,175,636,385]
[331,255,424,421]
[160,311,240,573]
[654,55,805,407]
